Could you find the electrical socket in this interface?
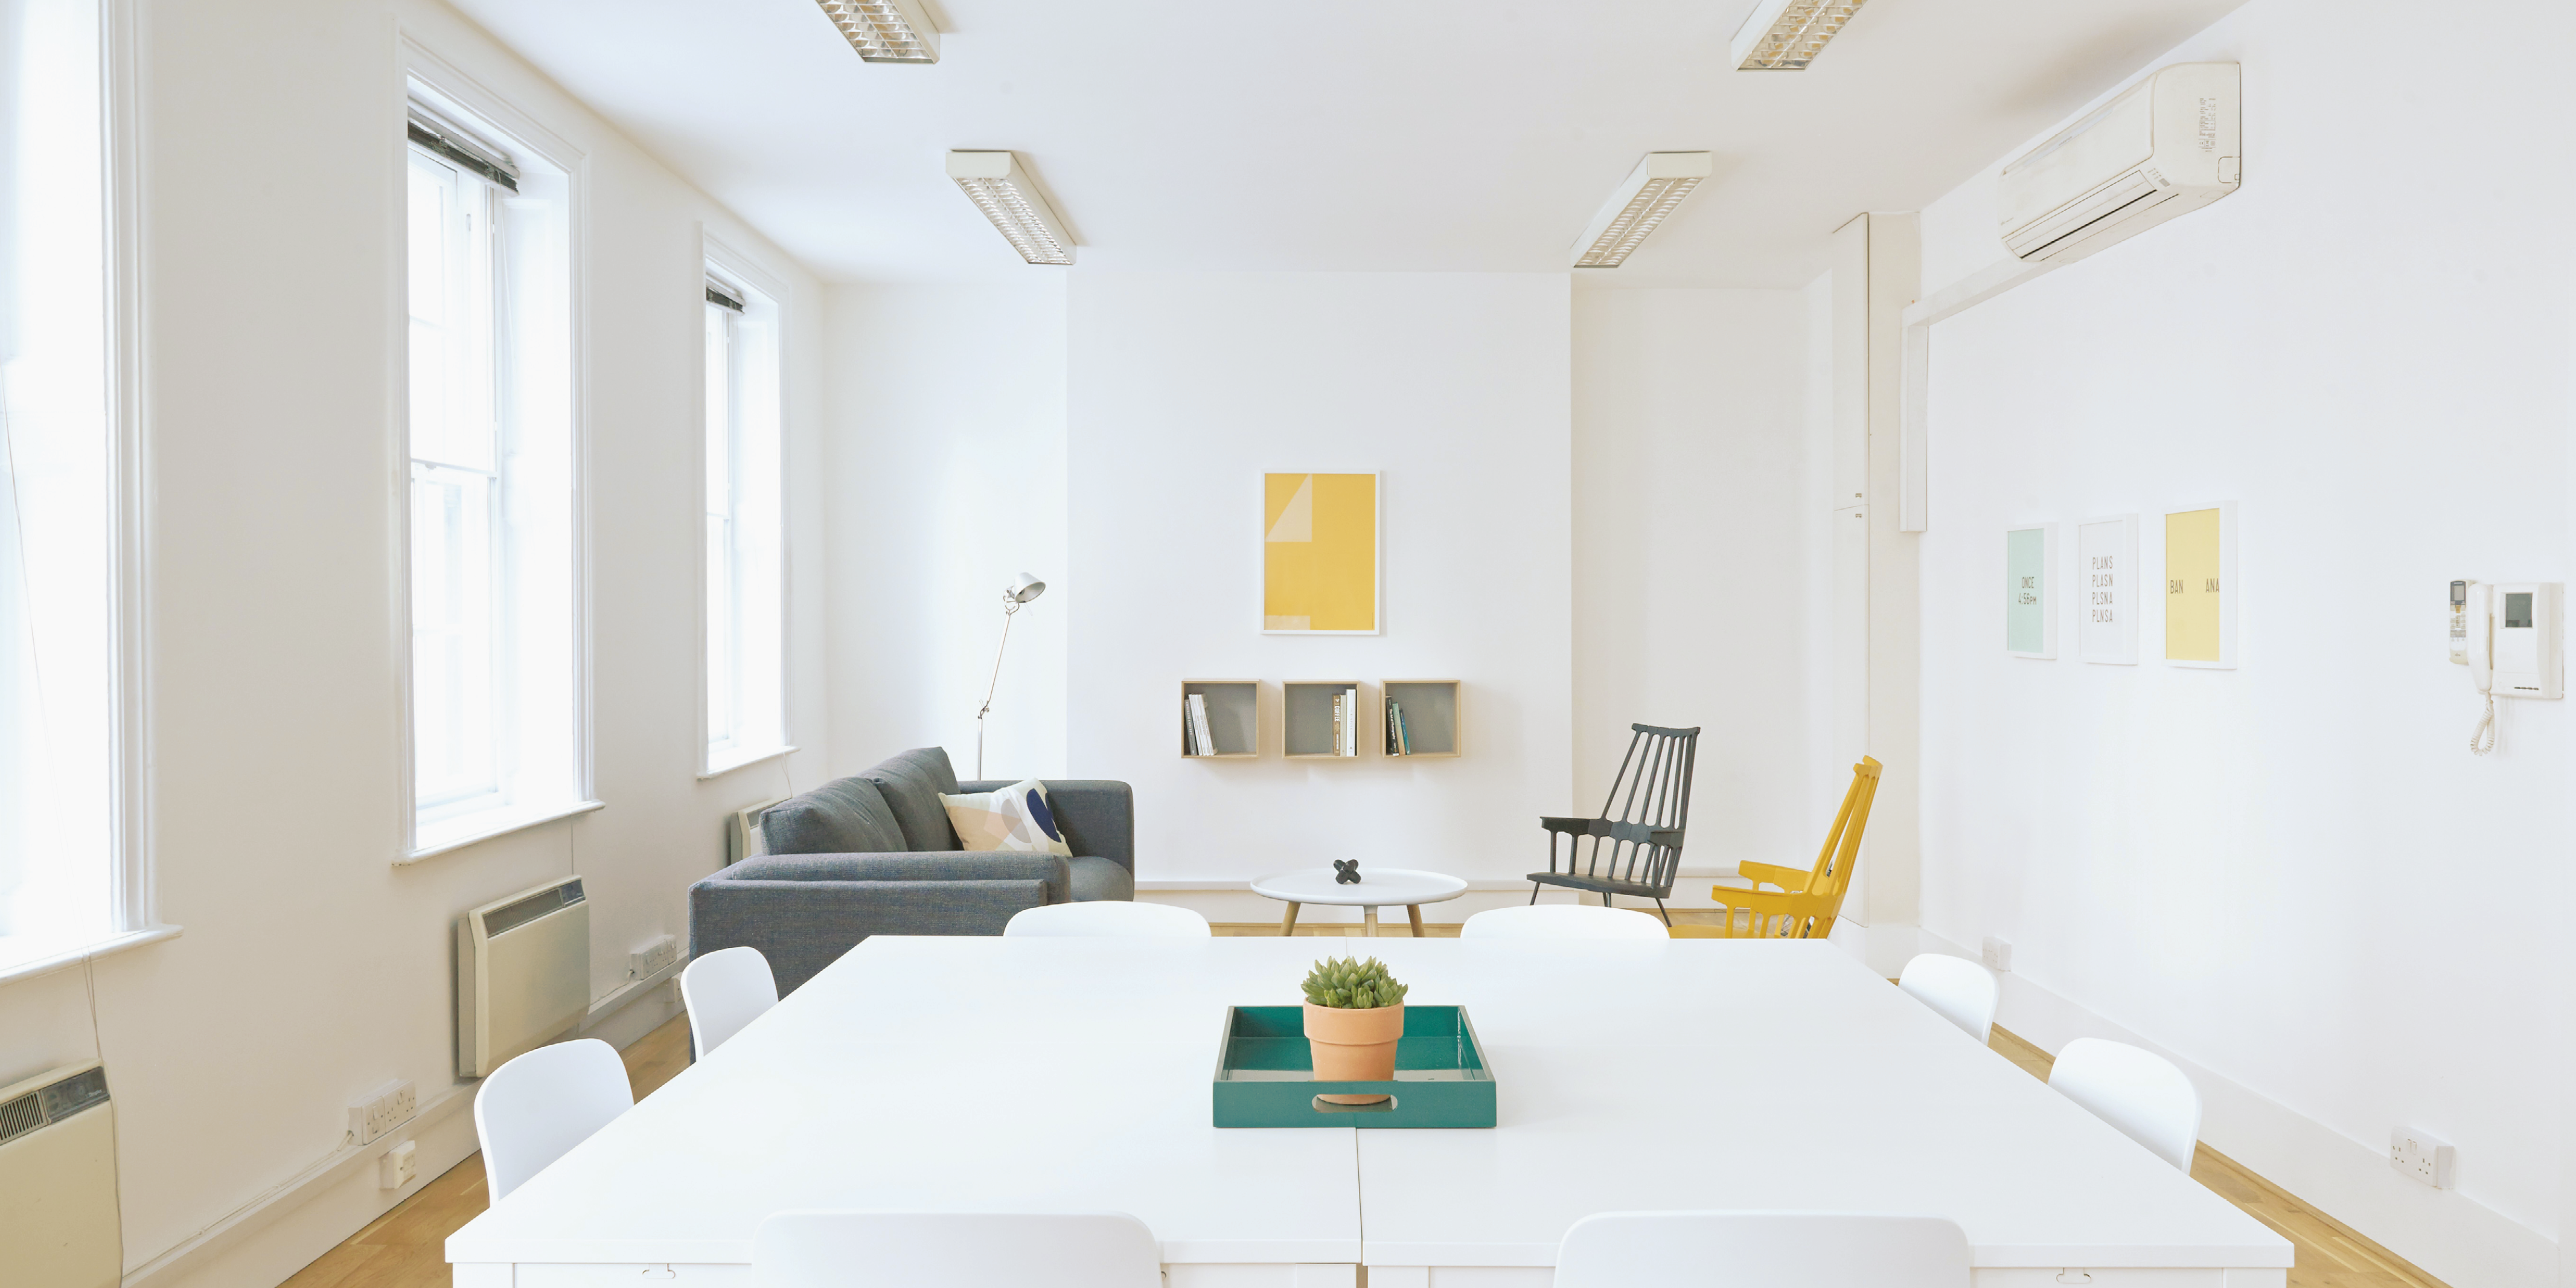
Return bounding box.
[379,1139,417,1190]
[630,934,680,981]
[348,1079,417,1147]
[1981,936,2013,973]
[2389,1127,2455,1189]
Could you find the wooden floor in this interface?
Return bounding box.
[293,943,2445,1288]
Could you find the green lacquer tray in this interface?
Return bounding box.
[1213,1005,1496,1129]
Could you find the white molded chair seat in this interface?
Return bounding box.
[2050,1037,2203,1171]
[1556,1211,1970,1288]
[680,944,778,1059]
[755,1211,1162,1288]
[1897,953,1999,1043]
[1460,904,1668,940]
[1005,902,1212,937]
[473,1039,632,1201]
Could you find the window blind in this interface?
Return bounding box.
[705,279,747,312]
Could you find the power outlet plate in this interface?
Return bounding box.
[2390,1127,2455,1188]
[630,934,680,981]
[348,1079,417,1147]
[379,1139,417,1190]
[1981,936,2013,973]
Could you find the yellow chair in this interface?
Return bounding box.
[1669,756,1880,940]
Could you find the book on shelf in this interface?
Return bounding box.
[1341,687,1358,756]
[1186,692,1216,756]
[1329,692,1344,757]
[1183,696,1200,755]
[1389,699,1411,755]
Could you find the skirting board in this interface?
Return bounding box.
[123,978,682,1288]
[1910,926,2551,1288]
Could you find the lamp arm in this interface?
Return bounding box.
[976,600,1021,778]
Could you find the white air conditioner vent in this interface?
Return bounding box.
[457,876,591,1078]
[1999,62,2239,265]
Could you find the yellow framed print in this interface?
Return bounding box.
[1262,472,1379,635]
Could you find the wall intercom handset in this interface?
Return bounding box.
[2451,579,2563,755]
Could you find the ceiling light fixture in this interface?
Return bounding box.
[1730,0,1868,71]
[947,150,1074,266]
[1570,152,1714,269]
[814,0,941,65]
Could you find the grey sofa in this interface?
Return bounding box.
[689,747,1135,993]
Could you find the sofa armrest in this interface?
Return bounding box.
[689,874,1055,995]
[958,780,1134,874]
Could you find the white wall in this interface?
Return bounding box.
[1571,288,1820,877]
[1064,273,1574,900]
[0,2,832,1285]
[823,281,1069,784]
[1910,2,2572,1284]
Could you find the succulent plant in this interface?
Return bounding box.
[1302,955,1410,1010]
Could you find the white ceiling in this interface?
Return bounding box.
[447,0,2244,288]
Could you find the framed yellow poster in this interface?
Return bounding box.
[1263,472,1379,634]
[2162,501,2237,668]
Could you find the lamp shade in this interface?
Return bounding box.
[1007,572,1046,604]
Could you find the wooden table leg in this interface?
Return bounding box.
[1407,904,1425,937]
[1363,906,1379,938]
[1280,902,1301,936]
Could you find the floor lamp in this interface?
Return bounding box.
[977,572,1046,779]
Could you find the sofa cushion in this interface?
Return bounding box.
[861,747,964,851]
[1069,856,1135,903]
[757,776,907,857]
[940,778,1075,857]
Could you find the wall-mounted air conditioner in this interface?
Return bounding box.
[1999,62,2239,265]
[0,1062,119,1288]
[457,876,590,1078]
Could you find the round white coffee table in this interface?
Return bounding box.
[1250,867,1469,937]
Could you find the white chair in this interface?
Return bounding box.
[1459,904,1668,940]
[1556,1211,1970,1288]
[680,945,778,1059]
[1004,902,1212,938]
[2050,1038,2202,1171]
[1897,953,1999,1043]
[755,1211,1162,1288]
[473,1039,632,1201]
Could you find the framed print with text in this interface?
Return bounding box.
[2162,501,2238,668]
[2076,514,2139,665]
[2006,524,2056,659]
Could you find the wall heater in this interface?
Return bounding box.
[457,876,591,1078]
[0,1061,120,1288]
[724,795,785,867]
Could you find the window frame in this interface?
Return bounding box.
[0,0,165,984]
[392,42,595,864]
[696,232,793,779]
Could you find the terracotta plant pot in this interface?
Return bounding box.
[1303,1002,1405,1104]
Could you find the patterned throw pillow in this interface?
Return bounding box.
[938,778,1074,857]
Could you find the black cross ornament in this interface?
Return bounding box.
[1332,859,1361,885]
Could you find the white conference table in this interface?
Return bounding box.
[447,937,2291,1288]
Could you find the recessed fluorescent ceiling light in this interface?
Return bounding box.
[947,150,1074,266]
[1570,152,1714,269]
[814,0,941,64]
[1731,0,1868,70]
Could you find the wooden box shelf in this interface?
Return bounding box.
[1181,681,1261,758]
[1380,680,1460,758]
[1282,681,1366,759]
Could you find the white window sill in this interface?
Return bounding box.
[403,799,605,865]
[699,743,797,781]
[0,924,184,988]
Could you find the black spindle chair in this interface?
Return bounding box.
[1529,723,1699,924]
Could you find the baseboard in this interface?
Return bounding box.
[125,977,682,1288]
[1913,928,2552,1288]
